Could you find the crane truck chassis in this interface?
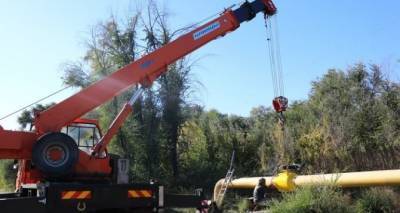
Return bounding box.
[1,157,207,212]
[0,0,277,212]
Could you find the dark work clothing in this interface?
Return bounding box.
[253,184,267,203]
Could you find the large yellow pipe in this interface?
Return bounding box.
[294,169,400,187]
[213,169,400,201]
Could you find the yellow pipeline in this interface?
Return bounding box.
[213,169,400,201]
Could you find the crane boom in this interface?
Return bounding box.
[34,0,277,134]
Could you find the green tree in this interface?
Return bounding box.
[61,1,195,183]
[17,103,55,130]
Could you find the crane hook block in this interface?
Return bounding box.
[273,96,288,113]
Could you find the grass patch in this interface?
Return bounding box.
[269,186,353,213]
[355,187,399,213]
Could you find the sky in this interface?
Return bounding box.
[0,0,399,130]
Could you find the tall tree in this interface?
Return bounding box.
[61,1,194,182]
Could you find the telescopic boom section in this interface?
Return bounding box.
[34,0,276,134]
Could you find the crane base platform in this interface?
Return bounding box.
[0,182,206,213]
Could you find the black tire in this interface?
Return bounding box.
[32,132,79,178]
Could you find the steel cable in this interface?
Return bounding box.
[0,85,72,121]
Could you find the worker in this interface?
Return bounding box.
[252,178,268,210]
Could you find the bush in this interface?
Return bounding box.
[0,160,16,191]
[355,188,399,213]
[269,186,353,213]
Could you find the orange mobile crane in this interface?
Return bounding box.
[0,0,278,212]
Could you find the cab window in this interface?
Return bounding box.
[61,123,101,149]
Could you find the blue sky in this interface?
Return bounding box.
[0,0,399,130]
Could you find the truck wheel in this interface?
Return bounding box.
[32,132,79,178]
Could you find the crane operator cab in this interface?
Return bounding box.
[60,118,102,155]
